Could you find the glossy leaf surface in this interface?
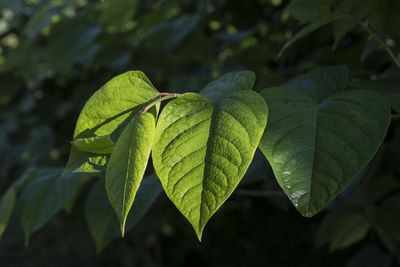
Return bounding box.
[259,87,390,216]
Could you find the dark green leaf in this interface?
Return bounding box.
[18,168,89,243]
[259,87,391,216]
[284,65,349,99]
[279,11,347,56]
[286,0,332,22]
[0,188,16,240]
[85,175,162,254]
[350,79,400,113]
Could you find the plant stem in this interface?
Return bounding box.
[350,14,400,69]
[140,93,181,113]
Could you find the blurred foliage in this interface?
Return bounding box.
[0,0,399,266]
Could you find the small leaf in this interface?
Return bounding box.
[259,87,390,216]
[279,11,347,56]
[106,111,156,236]
[332,17,356,50]
[0,188,16,240]
[64,147,109,174]
[65,70,159,173]
[286,0,332,22]
[85,175,161,254]
[72,135,115,154]
[152,90,268,240]
[18,168,89,243]
[315,206,370,251]
[329,212,370,251]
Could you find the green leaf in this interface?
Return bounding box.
[145,14,200,52]
[200,70,256,101]
[329,212,370,251]
[106,111,156,236]
[63,174,94,214]
[315,207,369,251]
[286,0,332,22]
[350,79,400,113]
[152,91,268,240]
[64,147,109,174]
[23,2,64,40]
[85,175,162,254]
[18,168,89,243]
[97,0,139,31]
[332,17,356,50]
[279,11,347,56]
[0,188,16,240]
[47,18,101,72]
[375,193,400,242]
[65,70,159,173]
[284,65,349,100]
[71,135,115,154]
[259,87,390,216]
[370,0,400,34]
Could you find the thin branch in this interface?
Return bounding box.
[350,14,400,69]
[235,189,286,197]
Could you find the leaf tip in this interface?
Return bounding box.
[120,221,126,238]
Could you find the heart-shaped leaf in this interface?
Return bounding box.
[65,70,159,173]
[152,91,268,240]
[259,87,390,216]
[106,111,156,236]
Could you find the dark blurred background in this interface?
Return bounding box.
[0,0,400,266]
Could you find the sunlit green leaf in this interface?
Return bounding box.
[152,89,268,240]
[72,135,115,154]
[106,111,156,236]
[65,71,159,173]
